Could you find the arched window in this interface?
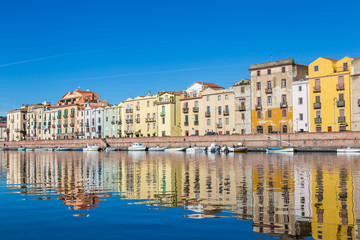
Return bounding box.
[282,125,288,133]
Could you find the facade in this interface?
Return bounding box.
[0,117,6,141]
[292,80,310,132]
[7,105,28,141]
[133,94,158,137]
[117,103,124,137]
[233,79,252,134]
[309,57,354,132]
[201,86,235,135]
[180,82,223,136]
[156,92,181,137]
[103,105,118,138]
[250,59,308,134]
[84,106,104,139]
[351,57,360,131]
[26,102,56,140]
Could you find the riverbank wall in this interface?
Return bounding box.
[2,132,360,151]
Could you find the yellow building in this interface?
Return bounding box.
[156,91,182,136]
[250,59,308,134]
[309,57,354,132]
[7,105,28,141]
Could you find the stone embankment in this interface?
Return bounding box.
[1,132,360,152]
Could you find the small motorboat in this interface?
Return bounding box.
[164,147,187,152]
[148,146,167,151]
[337,147,360,153]
[105,147,118,152]
[0,148,9,151]
[206,143,221,153]
[72,148,83,152]
[221,145,230,153]
[83,143,100,152]
[54,147,72,152]
[128,142,147,151]
[26,148,34,151]
[266,146,294,153]
[186,146,205,153]
[18,147,26,151]
[232,147,248,153]
[34,148,49,152]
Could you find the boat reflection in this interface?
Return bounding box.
[0,151,359,239]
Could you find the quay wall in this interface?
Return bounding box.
[2,131,360,149]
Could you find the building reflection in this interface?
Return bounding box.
[1,151,360,239]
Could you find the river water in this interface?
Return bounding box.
[0,151,359,240]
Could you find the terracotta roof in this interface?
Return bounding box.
[322,57,338,62]
[197,82,223,88]
[0,122,6,127]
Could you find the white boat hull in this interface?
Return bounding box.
[337,148,360,153]
[266,147,294,153]
[105,147,118,152]
[128,147,147,151]
[165,147,187,152]
[148,147,166,151]
[186,147,205,153]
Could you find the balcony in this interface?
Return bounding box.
[52,117,56,120]
[265,87,272,94]
[38,126,41,129]
[205,112,211,117]
[111,120,116,125]
[135,118,140,123]
[136,105,140,111]
[160,112,166,117]
[184,121,189,126]
[57,124,62,128]
[63,123,68,127]
[239,105,246,111]
[145,118,155,122]
[27,125,30,129]
[255,104,262,110]
[217,123,223,128]
[314,117,322,124]
[194,120,199,126]
[70,114,75,118]
[126,119,133,124]
[85,123,90,127]
[223,110,229,116]
[10,119,14,123]
[338,116,346,123]
[336,84,345,91]
[313,86,321,93]
[57,115,61,119]
[126,109,133,113]
[337,100,345,107]
[63,115,68,119]
[183,107,189,114]
[313,102,321,109]
[52,125,56,128]
[116,120,122,125]
[280,102,288,108]
[70,123,75,127]
[193,107,199,113]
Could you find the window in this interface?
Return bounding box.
[339,125,346,132]
[299,86,302,91]
[218,95,221,101]
[257,97,261,105]
[282,67,285,73]
[316,110,321,117]
[225,95,228,100]
[281,79,286,88]
[267,96,272,105]
[343,62,348,71]
[241,113,245,120]
[241,87,245,93]
[316,126,322,132]
[282,125,288,133]
[162,117,165,124]
[207,96,210,101]
[299,97,303,105]
[225,118,229,125]
[256,125,263,134]
[339,93,344,101]
[98,117,101,123]
[207,119,210,126]
[267,110,272,119]
[106,117,108,121]
[282,109,287,118]
[268,125,273,133]
[315,95,321,103]
[218,106,222,115]
[257,111,261,119]
[299,113,303,121]
[267,69,271,75]
[267,81,271,89]
[314,65,319,72]
[338,75,344,89]
[257,71,260,76]
[282,95,287,104]
[256,82,261,90]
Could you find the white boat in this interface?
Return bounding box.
[266,146,294,153]
[206,143,221,153]
[54,147,72,152]
[337,147,360,153]
[105,147,118,152]
[186,146,205,153]
[164,147,187,152]
[26,148,35,152]
[148,146,167,151]
[128,142,147,151]
[221,146,230,153]
[34,148,47,152]
[83,143,100,152]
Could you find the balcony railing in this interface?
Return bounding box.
[111,121,115,124]
[338,116,346,123]
[194,120,199,126]
[313,86,321,93]
[205,112,210,117]
[135,118,140,123]
[255,104,262,110]
[239,105,246,111]
[126,119,133,124]
[136,105,140,111]
[160,112,166,117]
[183,107,189,113]
[126,109,133,113]
[313,102,321,109]
[314,117,322,124]
[63,115,68,118]
[217,123,223,128]
[280,102,288,108]
[265,87,272,94]
[184,121,189,126]
[57,124,62,128]
[145,118,155,122]
[337,84,345,91]
[337,100,345,107]
[57,115,61,119]
[223,110,229,116]
[193,107,199,113]
[63,123,68,127]
[70,123,75,127]
[70,114,75,118]
[52,125,56,128]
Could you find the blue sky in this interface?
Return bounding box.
[1,0,360,115]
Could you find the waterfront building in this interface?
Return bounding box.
[42,107,57,140]
[26,102,55,140]
[84,106,104,139]
[250,59,308,134]
[351,57,360,131]
[0,116,6,141]
[133,93,158,137]
[122,98,134,137]
[103,105,118,138]
[201,86,235,135]
[75,107,85,139]
[117,102,124,138]
[292,80,310,132]
[233,79,252,134]
[309,57,354,132]
[180,82,223,136]
[56,89,100,139]
[156,91,182,137]
[6,105,28,141]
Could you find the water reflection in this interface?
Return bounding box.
[0,151,360,239]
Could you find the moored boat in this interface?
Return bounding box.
[164,147,187,152]
[26,148,34,151]
[148,146,167,151]
[337,147,360,153]
[232,147,248,153]
[34,148,47,152]
[18,147,26,151]
[105,147,118,152]
[206,143,221,153]
[83,143,100,152]
[54,147,72,152]
[186,146,205,153]
[266,146,294,153]
[128,142,147,151]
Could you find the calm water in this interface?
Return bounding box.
[0,151,359,240]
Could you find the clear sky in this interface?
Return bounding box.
[1,0,360,115]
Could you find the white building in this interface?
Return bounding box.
[292,80,310,132]
[84,106,104,139]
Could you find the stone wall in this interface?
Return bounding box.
[3,131,360,149]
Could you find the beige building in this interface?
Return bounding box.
[180,82,223,136]
[117,102,124,137]
[26,102,57,140]
[233,79,252,134]
[7,105,28,141]
[351,57,360,131]
[201,86,235,135]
